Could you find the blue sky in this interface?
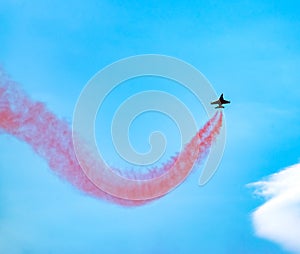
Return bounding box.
[1,1,300,253]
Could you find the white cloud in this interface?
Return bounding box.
[250,163,300,253]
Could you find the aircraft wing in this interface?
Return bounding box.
[210,100,219,105]
[222,99,230,104]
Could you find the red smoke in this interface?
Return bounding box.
[0,71,223,206]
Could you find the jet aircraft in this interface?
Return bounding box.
[211,94,230,109]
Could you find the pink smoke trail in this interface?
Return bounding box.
[73,111,222,200]
[113,111,220,181]
[0,70,223,206]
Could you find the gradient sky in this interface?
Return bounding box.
[1,1,300,253]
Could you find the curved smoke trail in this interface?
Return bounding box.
[0,70,223,206]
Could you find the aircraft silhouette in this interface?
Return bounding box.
[211,94,230,109]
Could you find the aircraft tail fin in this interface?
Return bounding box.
[215,105,224,109]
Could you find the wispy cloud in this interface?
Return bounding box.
[249,163,300,253]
